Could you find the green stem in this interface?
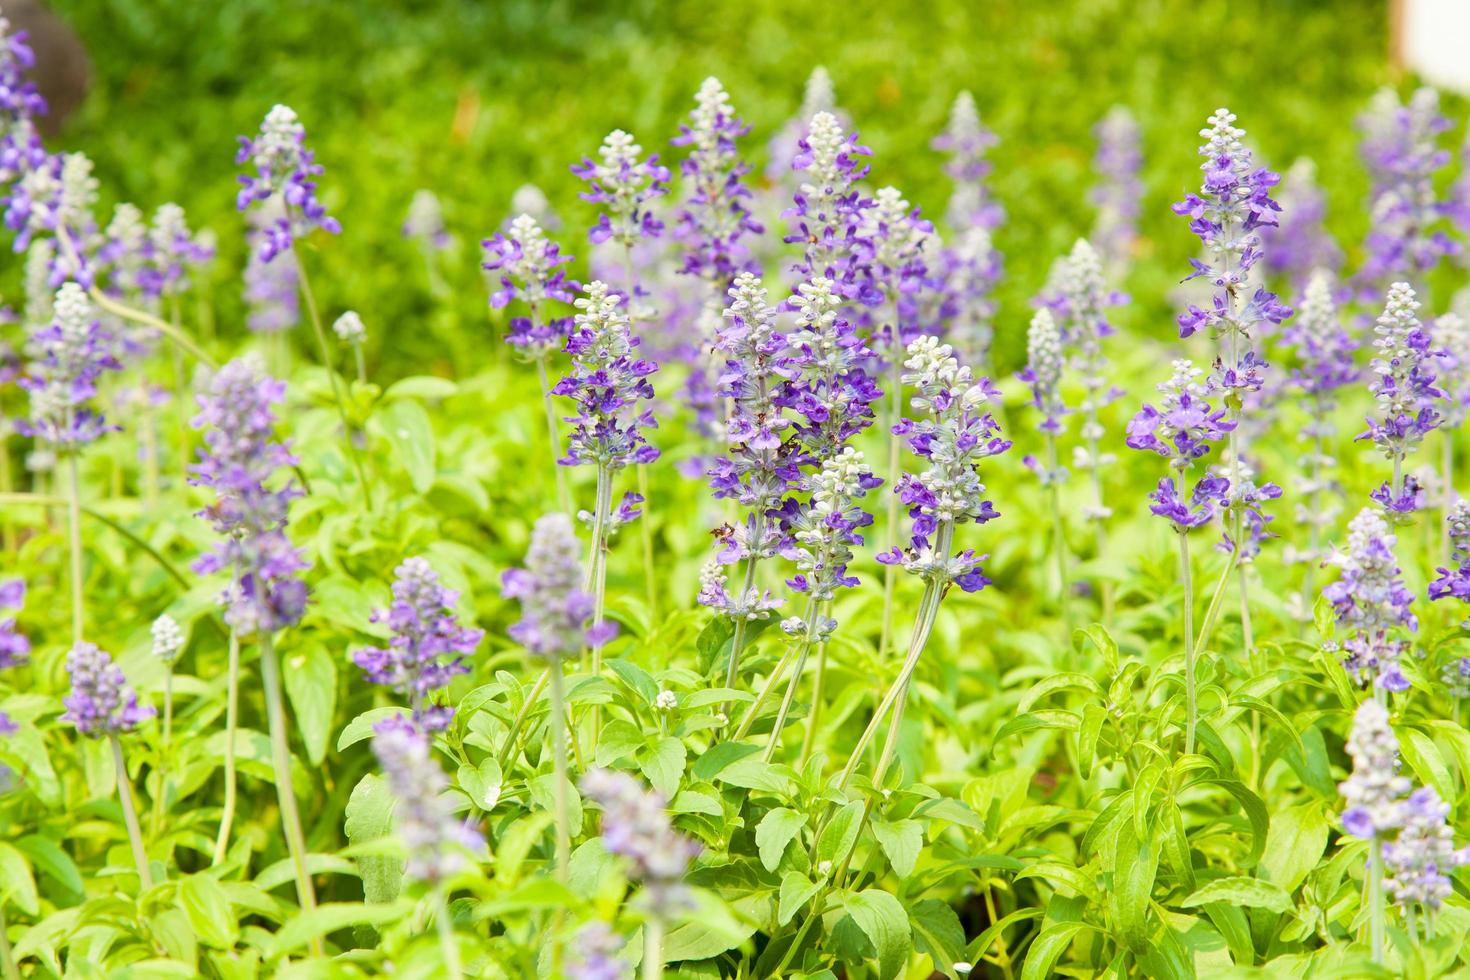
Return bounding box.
[548,666,572,884]
[497,667,551,770]
[535,354,572,514]
[878,333,904,659]
[763,599,822,762]
[637,463,657,618]
[1370,837,1385,964]
[730,638,801,741]
[110,734,154,890]
[212,613,241,865]
[294,254,373,510]
[0,434,14,554]
[1180,531,1197,757]
[90,284,217,367]
[1045,432,1074,643]
[799,621,830,765]
[587,465,614,740]
[0,903,18,980]
[0,492,192,588]
[353,345,367,386]
[258,631,320,938]
[435,887,464,980]
[65,454,84,646]
[721,512,769,718]
[642,916,664,980]
[1443,433,1455,557]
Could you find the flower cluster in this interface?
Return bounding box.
[784,111,877,303]
[1323,508,1416,691]
[1383,787,1470,914]
[483,214,578,358]
[1357,282,1442,496]
[370,714,483,882]
[0,14,46,186]
[785,446,881,602]
[353,557,482,728]
[767,66,839,182]
[18,283,120,449]
[934,226,1001,370]
[1089,106,1142,267]
[332,310,365,346]
[933,91,1002,232]
[782,276,882,465]
[244,202,300,333]
[862,185,935,348]
[403,188,450,252]
[235,105,340,262]
[1261,158,1341,289]
[190,357,309,634]
[1056,240,1123,509]
[1018,308,1065,440]
[671,77,762,285]
[1214,458,1283,560]
[1339,699,1410,840]
[1429,500,1470,609]
[502,513,614,658]
[143,203,215,299]
[0,579,26,671]
[61,642,154,738]
[5,151,99,284]
[554,281,660,470]
[150,613,184,664]
[580,768,701,914]
[1435,310,1470,429]
[566,922,630,980]
[573,130,670,248]
[1126,360,1235,530]
[878,336,1009,591]
[1357,87,1458,286]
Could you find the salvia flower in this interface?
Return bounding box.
[671,77,762,285]
[190,357,308,634]
[5,151,99,284]
[1429,500,1470,608]
[1357,282,1442,493]
[566,921,631,980]
[403,188,450,251]
[932,91,1002,232]
[1434,310,1470,428]
[18,282,120,449]
[0,578,28,670]
[781,275,882,464]
[1261,158,1341,289]
[98,202,148,298]
[786,446,882,601]
[1323,508,1416,692]
[877,336,1009,591]
[1383,786,1470,914]
[61,642,154,737]
[1089,106,1142,267]
[143,203,214,299]
[1442,657,1470,698]
[1126,359,1236,531]
[1056,240,1124,511]
[1339,699,1411,839]
[481,213,578,313]
[501,513,613,659]
[784,111,877,303]
[934,225,1001,369]
[862,185,935,348]
[371,714,483,882]
[554,281,660,470]
[0,15,46,183]
[1019,307,1066,442]
[244,204,300,333]
[353,557,482,726]
[332,310,365,346]
[767,66,839,182]
[573,130,670,248]
[150,613,184,664]
[580,768,701,914]
[1357,87,1458,287]
[1214,458,1283,560]
[235,104,340,262]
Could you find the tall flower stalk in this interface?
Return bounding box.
[482,213,580,513]
[1019,308,1071,633]
[62,642,155,889]
[1359,282,1442,515]
[1089,106,1143,271]
[1324,508,1416,696]
[1433,311,1468,532]
[1339,699,1411,963]
[1262,158,1341,290]
[1430,501,1470,622]
[190,357,315,925]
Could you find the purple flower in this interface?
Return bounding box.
[142,203,214,299]
[1147,475,1230,529]
[0,578,27,670]
[1214,460,1282,559]
[61,642,154,738]
[190,357,309,634]
[1356,87,1458,288]
[1355,282,1443,488]
[933,226,1001,370]
[17,283,121,449]
[1089,106,1142,268]
[1261,158,1341,289]
[784,111,877,304]
[235,105,340,263]
[353,557,482,726]
[1126,360,1234,469]
[572,130,670,249]
[784,446,882,601]
[1434,311,1470,429]
[482,213,578,314]
[863,185,936,352]
[766,67,840,183]
[1429,500,1470,606]
[553,281,660,470]
[1339,699,1411,840]
[878,336,1009,590]
[4,152,98,284]
[1324,508,1416,692]
[932,91,1002,232]
[780,276,882,465]
[670,77,762,287]
[580,768,700,915]
[567,922,630,980]
[501,513,614,659]
[370,714,483,882]
[1017,308,1066,445]
[244,202,299,333]
[1383,786,1470,913]
[0,15,47,187]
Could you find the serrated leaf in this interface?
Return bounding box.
[756,808,807,872]
[344,773,403,906]
[778,872,820,926]
[283,643,337,766]
[1078,703,1106,780]
[0,843,38,915]
[337,707,405,752]
[606,658,659,703]
[1261,803,1329,894]
[909,899,966,978]
[595,719,646,766]
[872,819,922,878]
[844,889,912,980]
[14,835,82,896]
[692,740,758,781]
[1020,921,1094,980]
[639,736,686,798]
[670,790,723,816]
[1180,876,1291,914]
[993,710,1079,745]
[816,801,864,867]
[266,901,409,959]
[181,874,237,949]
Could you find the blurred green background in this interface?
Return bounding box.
[38,0,1413,374]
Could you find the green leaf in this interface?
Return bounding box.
[530,772,584,835]
[993,710,1079,745]
[662,890,762,963]
[1202,777,1269,868]
[909,899,966,979]
[282,643,337,766]
[1014,861,1102,903]
[816,801,864,868]
[1075,624,1119,673]
[872,819,923,878]
[756,808,807,872]
[595,718,646,766]
[1180,876,1291,914]
[691,740,758,781]
[14,835,82,896]
[1261,803,1329,894]
[456,756,504,811]
[844,889,912,980]
[266,901,409,959]
[383,375,459,401]
[181,874,238,949]
[1017,672,1105,712]
[1110,821,1157,954]
[378,399,437,494]
[778,872,820,926]
[1399,727,1454,803]
[1020,921,1095,980]
[606,658,659,703]
[344,774,402,905]
[337,707,404,752]
[638,736,686,798]
[669,790,723,817]
[1078,703,1106,780]
[0,843,38,915]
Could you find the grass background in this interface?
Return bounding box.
[40,0,1411,376]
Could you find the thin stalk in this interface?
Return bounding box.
[0,492,191,587]
[763,599,822,761]
[0,904,17,980]
[1391,454,1403,510]
[141,408,161,512]
[1369,837,1385,964]
[586,465,614,740]
[878,334,904,658]
[110,734,154,890]
[497,667,551,770]
[1300,425,1326,615]
[548,666,572,884]
[1044,433,1074,642]
[212,615,241,865]
[721,512,769,716]
[435,887,464,980]
[637,463,657,617]
[1083,396,1114,623]
[798,606,832,766]
[980,880,1018,980]
[151,666,175,836]
[352,345,367,386]
[1180,531,1198,756]
[730,638,802,741]
[163,668,174,763]
[642,916,664,980]
[258,631,320,936]
[65,453,84,646]
[93,286,216,367]
[535,354,572,513]
[294,255,373,509]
